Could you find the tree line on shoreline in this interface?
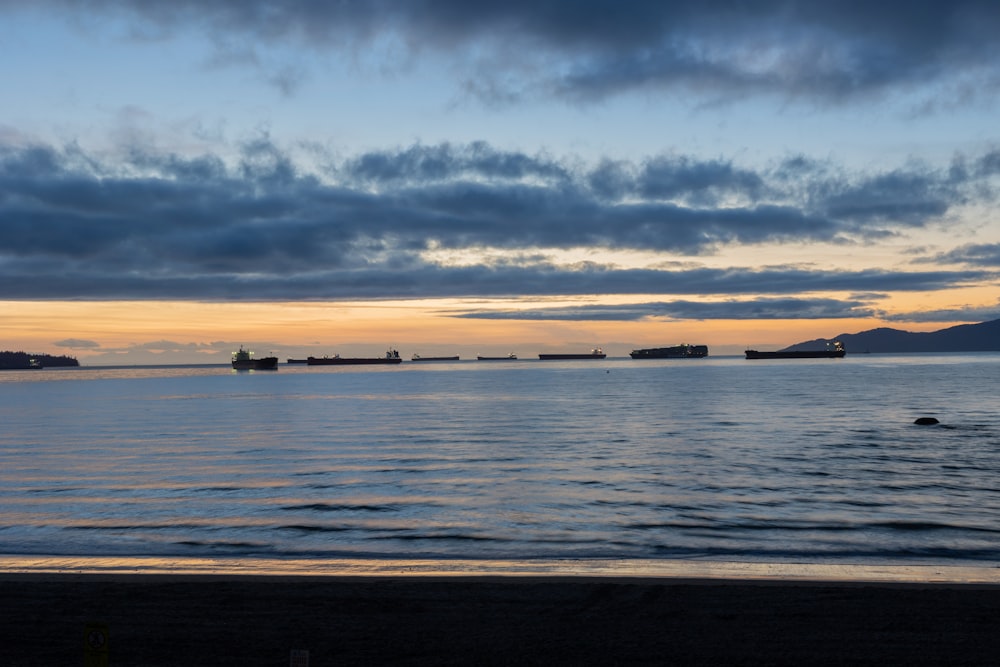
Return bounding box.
[0,351,79,369]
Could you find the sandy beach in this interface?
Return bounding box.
[2,561,999,665]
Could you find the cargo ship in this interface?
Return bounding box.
[477,353,517,360]
[745,341,846,359]
[232,346,278,370]
[306,350,402,365]
[538,348,606,360]
[411,354,460,361]
[630,344,708,359]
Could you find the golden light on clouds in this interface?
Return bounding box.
[5,290,989,365]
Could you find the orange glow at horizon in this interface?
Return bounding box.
[3,293,990,363]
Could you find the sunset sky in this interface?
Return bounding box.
[2,1,999,364]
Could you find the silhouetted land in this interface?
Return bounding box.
[1,575,998,665]
[0,350,79,369]
[786,317,1000,353]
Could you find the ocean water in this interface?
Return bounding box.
[1,354,998,567]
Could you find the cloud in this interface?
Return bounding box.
[454,297,879,321]
[884,304,1000,323]
[8,1,1000,106]
[342,141,572,186]
[922,243,1000,267]
[53,338,101,349]
[0,139,996,301]
[76,340,272,364]
[128,340,227,354]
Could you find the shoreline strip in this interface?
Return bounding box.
[3,555,998,585]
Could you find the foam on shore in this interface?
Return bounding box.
[3,555,998,585]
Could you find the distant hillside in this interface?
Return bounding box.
[784,318,1000,354]
[0,350,80,369]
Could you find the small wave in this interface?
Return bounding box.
[27,487,84,494]
[281,503,399,513]
[650,544,1000,560]
[278,524,350,533]
[626,520,857,532]
[68,523,209,531]
[372,533,501,542]
[871,520,1000,534]
[593,499,652,508]
[837,499,888,508]
[175,540,271,551]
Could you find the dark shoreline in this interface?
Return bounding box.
[2,574,999,665]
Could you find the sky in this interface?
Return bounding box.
[2,0,999,364]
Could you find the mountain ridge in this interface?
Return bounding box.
[784,318,1000,353]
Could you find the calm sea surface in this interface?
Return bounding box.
[1,354,998,566]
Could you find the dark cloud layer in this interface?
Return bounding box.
[454,298,880,322]
[925,243,1000,267]
[1,139,996,302]
[885,305,1000,323]
[7,1,1000,105]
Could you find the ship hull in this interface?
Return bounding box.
[745,350,846,359]
[538,353,607,360]
[630,345,708,359]
[232,357,278,370]
[231,346,278,370]
[306,357,402,365]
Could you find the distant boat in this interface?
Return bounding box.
[306,350,402,365]
[0,358,44,371]
[286,358,308,364]
[232,346,278,370]
[477,353,517,360]
[745,341,846,360]
[539,348,607,360]
[411,354,460,361]
[630,344,708,359]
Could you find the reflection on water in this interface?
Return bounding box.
[1,354,999,565]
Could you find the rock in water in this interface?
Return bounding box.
[914,417,940,425]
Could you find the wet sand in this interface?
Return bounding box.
[2,565,1000,665]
